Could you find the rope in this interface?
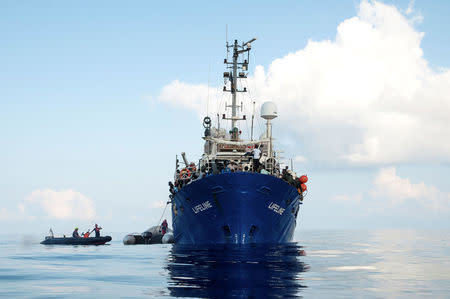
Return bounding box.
[156,201,169,227]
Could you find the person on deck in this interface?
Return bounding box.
[252,144,262,171]
[94,224,102,237]
[161,219,168,236]
[72,227,80,238]
[83,230,90,238]
[282,166,288,181]
[282,166,295,185]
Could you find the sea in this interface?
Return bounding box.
[0,230,449,298]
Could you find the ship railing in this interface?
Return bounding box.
[196,156,280,177]
[172,156,306,195]
[173,151,283,187]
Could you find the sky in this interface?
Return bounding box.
[1,0,450,235]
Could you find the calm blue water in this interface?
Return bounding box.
[1,230,449,298]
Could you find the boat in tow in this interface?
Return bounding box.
[123,225,174,245]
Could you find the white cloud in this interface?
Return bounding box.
[406,0,414,15]
[332,167,450,211]
[157,1,450,165]
[159,80,223,119]
[405,0,423,24]
[25,189,96,220]
[371,167,450,210]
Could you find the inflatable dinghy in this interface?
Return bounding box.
[40,236,112,245]
[123,225,174,245]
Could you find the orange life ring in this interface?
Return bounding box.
[179,168,191,180]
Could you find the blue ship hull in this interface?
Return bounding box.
[171,172,302,244]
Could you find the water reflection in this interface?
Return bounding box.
[166,243,308,298]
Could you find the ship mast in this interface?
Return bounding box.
[223,38,256,141]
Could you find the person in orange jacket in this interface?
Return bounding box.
[94,224,102,237]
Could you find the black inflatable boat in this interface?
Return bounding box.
[40,236,112,245]
[123,225,174,245]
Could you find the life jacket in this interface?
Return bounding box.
[161,221,168,235]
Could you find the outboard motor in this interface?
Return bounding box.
[142,231,153,244]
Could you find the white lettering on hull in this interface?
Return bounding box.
[268,202,285,215]
[192,201,213,214]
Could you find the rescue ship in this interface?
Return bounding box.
[169,38,308,244]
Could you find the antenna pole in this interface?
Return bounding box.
[231,39,238,130]
[207,63,210,116]
[174,155,179,180]
[251,101,255,141]
[226,24,228,44]
[223,37,256,141]
[226,25,229,61]
[267,119,273,160]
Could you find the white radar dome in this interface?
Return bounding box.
[260,101,278,120]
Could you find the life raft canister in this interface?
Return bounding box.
[179,168,191,180]
[299,175,308,183]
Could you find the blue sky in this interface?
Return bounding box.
[1,0,450,235]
